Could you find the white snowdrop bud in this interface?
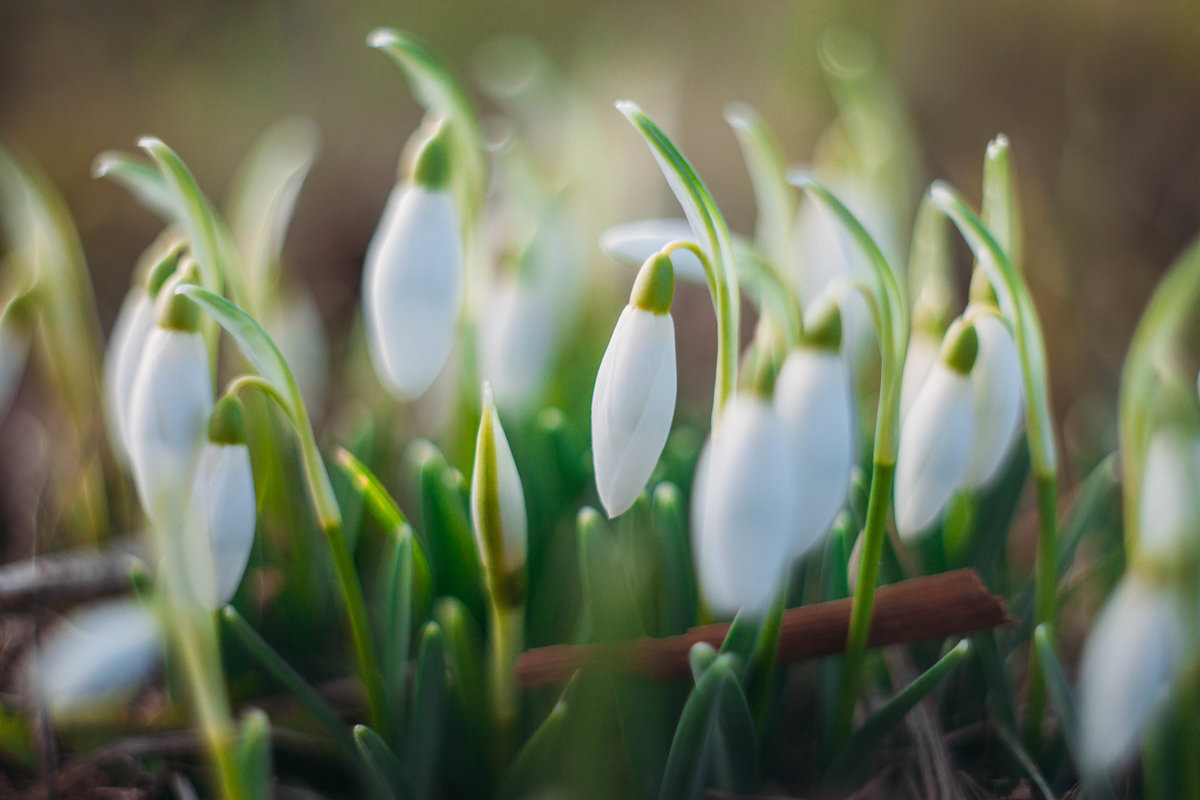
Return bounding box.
[1137,427,1200,563]
[33,599,162,717]
[105,240,184,462]
[773,303,855,558]
[363,123,463,401]
[961,311,1024,490]
[0,294,32,421]
[185,395,256,609]
[692,394,798,617]
[127,284,213,526]
[471,383,528,600]
[479,278,558,413]
[894,320,977,541]
[1078,575,1184,776]
[599,218,707,283]
[591,252,677,518]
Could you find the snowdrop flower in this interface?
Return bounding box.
[0,293,32,421]
[1137,426,1200,562]
[960,310,1024,490]
[599,218,707,282]
[363,122,463,401]
[471,382,527,599]
[692,393,798,617]
[33,598,162,717]
[591,252,676,517]
[899,328,939,421]
[1078,574,1184,775]
[894,319,978,541]
[127,277,213,526]
[104,236,185,461]
[184,395,257,609]
[773,302,855,558]
[479,277,558,413]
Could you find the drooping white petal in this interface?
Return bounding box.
[894,363,974,540]
[692,396,798,617]
[961,315,1024,490]
[266,288,330,416]
[599,219,706,283]
[187,443,256,609]
[479,279,559,413]
[899,331,939,421]
[773,347,855,557]
[363,183,463,401]
[33,599,162,716]
[127,328,213,525]
[591,306,676,517]
[0,313,29,421]
[1079,575,1183,776]
[104,286,156,461]
[471,384,527,574]
[1138,429,1200,561]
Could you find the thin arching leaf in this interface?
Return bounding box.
[405,622,446,800]
[725,102,793,269]
[92,150,177,223]
[982,134,1021,271]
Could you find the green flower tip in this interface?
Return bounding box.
[939,318,978,376]
[411,122,453,191]
[801,301,842,352]
[145,243,186,298]
[968,267,999,307]
[209,394,247,445]
[2,290,36,331]
[159,286,201,332]
[630,252,674,314]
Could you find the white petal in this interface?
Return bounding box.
[599,219,707,283]
[773,348,855,557]
[591,306,676,517]
[1079,575,1183,775]
[899,332,939,421]
[34,599,162,716]
[104,287,156,462]
[128,328,213,525]
[693,396,797,617]
[266,288,330,417]
[479,279,559,412]
[363,183,463,400]
[1138,430,1200,561]
[189,443,257,608]
[0,314,29,421]
[961,315,1024,489]
[893,363,974,540]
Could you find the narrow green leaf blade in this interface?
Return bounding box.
[235,709,272,800]
[725,102,793,269]
[405,622,447,800]
[415,442,487,625]
[497,680,574,800]
[355,723,415,800]
[92,150,177,223]
[652,482,696,636]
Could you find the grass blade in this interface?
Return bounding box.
[405,622,447,800]
[354,724,414,800]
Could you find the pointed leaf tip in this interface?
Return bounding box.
[987,134,1010,159]
[366,28,399,49]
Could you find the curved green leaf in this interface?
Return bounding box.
[652,483,696,636]
[235,709,272,800]
[496,680,574,800]
[725,103,793,270]
[617,100,740,422]
[982,134,1021,271]
[416,442,487,625]
[354,724,415,800]
[92,150,177,223]
[225,117,319,306]
[405,622,446,800]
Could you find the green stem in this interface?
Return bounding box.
[324,519,388,733]
[488,601,524,776]
[833,460,896,750]
[1022,471,1058,754]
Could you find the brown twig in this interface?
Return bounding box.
[515,569,1009,687]
[0,538,144,613]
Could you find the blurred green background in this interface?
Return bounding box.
[4,0,1200,480]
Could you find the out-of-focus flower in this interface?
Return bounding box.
[479,277,558,413]
[266,287,329,416]
[1136,427,1200,562]
[773,303,855,558]
[33,598,162,717]
[894,319,977,540]
[692,393,798,617]
[1078,574,1184,776]
[471,382,527,594]
[961,311,1024,490]
[363,123,462,401]
[104,235,185,461]
[599,218,707,282]
[127,279,213,526]
[899,329,939,421]
[591,252,676,518]
[185,395,256,609]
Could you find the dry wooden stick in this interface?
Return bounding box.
[515,569,1008,687]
